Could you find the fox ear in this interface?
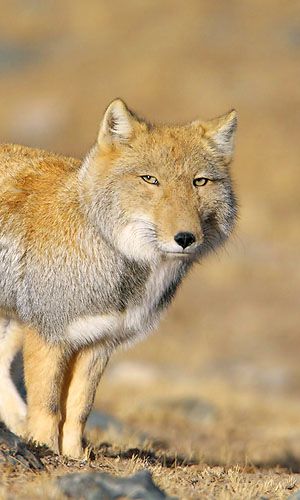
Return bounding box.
[202,110,237,162]
[98,99,135,145]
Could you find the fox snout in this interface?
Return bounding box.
[155,203,204,256]
[159,225,203,256]
[174,231,196,249]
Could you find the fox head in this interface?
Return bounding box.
[80,99,237,263]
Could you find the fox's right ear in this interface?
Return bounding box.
[98,99,136,145]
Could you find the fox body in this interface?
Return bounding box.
[0,99,237,458]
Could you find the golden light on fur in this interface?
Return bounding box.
[0,99,237,458]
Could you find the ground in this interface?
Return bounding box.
[0,1,299,498]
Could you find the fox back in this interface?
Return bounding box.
[0,99,237,349]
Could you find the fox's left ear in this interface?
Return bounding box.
[200,110,237,163]
[98,99,137,145]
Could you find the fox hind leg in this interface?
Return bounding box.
[0,318,27,436]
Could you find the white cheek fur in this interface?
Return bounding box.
[116,216,158,262]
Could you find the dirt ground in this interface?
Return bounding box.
[0,1,299,498]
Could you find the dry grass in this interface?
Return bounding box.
[0,450,298,499]
[0,0,299,498]
[2,375,300,498]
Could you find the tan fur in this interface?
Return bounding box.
[23,328,69,452]
[0,99,237,458]
[59,345,109,457]
[23,329,108,458]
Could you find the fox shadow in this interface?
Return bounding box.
[253,452,300,473]
[205,452,300,474]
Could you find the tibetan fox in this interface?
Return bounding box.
[0,99,237,458]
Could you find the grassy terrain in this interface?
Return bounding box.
[0,1,299,498]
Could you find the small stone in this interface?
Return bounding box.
[0,42,40,73]
[288,491,300,500]
[161,397,216,424]
[86,410,124,433]
[57,469,176,500]
[86,410,154,448]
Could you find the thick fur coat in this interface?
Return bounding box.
[0,99,237,457]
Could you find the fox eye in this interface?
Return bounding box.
[141,175,159,185]
[193,177,209,187]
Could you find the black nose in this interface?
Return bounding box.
[174,232,196,249]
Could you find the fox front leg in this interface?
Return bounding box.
[59,344,110,459]
[23,328,70,453]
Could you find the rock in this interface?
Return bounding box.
[286,26,300,48]
[57,469,176,500]
[87,410,155,447]
[157,397,216,424]
[0,42,40,73]
[0,423,44,470]
[288,492,300,500]
[86,410,124,433]
[200,360,290,393]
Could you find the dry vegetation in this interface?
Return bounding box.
[0,1,299,498]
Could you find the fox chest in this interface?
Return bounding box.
[66,260,183,347]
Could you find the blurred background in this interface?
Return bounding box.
[1,0,299,467]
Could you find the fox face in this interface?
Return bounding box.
[80,99,237,263]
